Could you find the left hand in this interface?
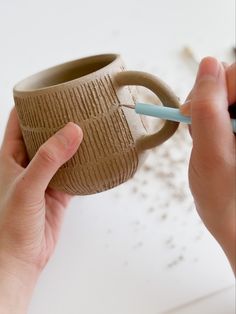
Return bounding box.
[0,108,83,313]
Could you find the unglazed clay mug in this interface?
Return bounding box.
[13,53,180,195]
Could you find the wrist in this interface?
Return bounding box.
[0,252,39,314]
[217,224,236,275]
[195,200,236,274]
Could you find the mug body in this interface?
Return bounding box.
[13,54,147,195]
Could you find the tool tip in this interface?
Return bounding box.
[118,103,135,109]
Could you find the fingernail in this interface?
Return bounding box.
[197,57,220,81]
[180,100,191,116]
[56,123,82,148]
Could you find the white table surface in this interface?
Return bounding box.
[0,1,235,313]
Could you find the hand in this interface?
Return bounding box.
[181,58,236,274]
[0,109,83,313]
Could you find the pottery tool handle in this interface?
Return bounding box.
[134,103,236,133]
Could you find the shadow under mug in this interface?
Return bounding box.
[13,53,180,195]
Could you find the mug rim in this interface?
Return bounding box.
[13,53,120,95]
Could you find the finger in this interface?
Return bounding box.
[180,98,191,116]
[226,63,236,104]
[1,108,25,154]
[183,63,236,110]
[181,62,229,117]
[19,122,83,196]
[181,62,230,113]
[180,86,196,117]
[190,57,234,163]
[180,97,192,137]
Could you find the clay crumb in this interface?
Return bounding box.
[172,191,186,201]
[141,192,148,199]
[132,220,140,226]
[178,255,184,261]
[147,207,155,214]
[167,261,178,268]
[181,46,199,65]
[163,202,170,208]
[131,186,138,194]
[166,237,173,244]
[133,241,143,249]
[143,165,152,172]
[167,255,184,268]
[160,213,168,220]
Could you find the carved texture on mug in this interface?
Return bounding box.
[14,74,139,195]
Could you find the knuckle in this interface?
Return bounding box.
[191,98,220,120]
[38,145,58,165]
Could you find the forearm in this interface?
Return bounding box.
[0,254,38,314]
[222,243,236,275]
[197,203,236,275]
[217,224,236,275]
[0,270,31,314]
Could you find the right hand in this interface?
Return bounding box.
[181,58,236,274]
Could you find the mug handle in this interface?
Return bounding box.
[115,70,180,151]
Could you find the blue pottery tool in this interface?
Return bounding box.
[121,103,236,133]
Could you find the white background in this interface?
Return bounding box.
[0,0,235,313]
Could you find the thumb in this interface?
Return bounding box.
[190,57,233,165]
[21,122,83,196]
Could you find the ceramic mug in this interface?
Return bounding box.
[13,53,180,195]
